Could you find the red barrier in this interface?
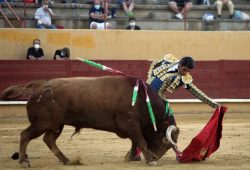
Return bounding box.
[0,60,249,99]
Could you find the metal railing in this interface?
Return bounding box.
[0,0,23,28]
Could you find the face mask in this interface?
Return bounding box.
[129,22,136,27]
[43,5,48,8]
[34,44,40,49]
[94,4,101,10]
[61,51,66,56]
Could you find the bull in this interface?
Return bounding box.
[1,76,180,167]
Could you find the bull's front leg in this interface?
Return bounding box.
[117,118,158,165]
[134,139,158,165]
[125,142,141,161]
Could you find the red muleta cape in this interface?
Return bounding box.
[179,106,227,163]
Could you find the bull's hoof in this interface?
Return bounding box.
[148,161,158,166]
[65,160,82,165]
[11,152,19,160]
[11,152,28,160]
[19,160,31,168]
[125,151,141,162]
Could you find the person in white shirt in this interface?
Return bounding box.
[35,0,56,29]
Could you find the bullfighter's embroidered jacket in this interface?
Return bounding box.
[146,54,219,108]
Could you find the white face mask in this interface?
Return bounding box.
[129,22,136,27]
[34,44,40,49]
[94,4,101,10]
[43,5,48,8]
[61,51,66,56]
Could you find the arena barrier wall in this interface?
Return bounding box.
[0,29,250,61]
[1,60,250,114]
[1,60,250,99]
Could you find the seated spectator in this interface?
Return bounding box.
[89,0,112,29]
[168,0,192,20]
[100,0,116,18]
[53,48,70,60]
[35,0,54,6]
[197,0,210,5]
[126,17,141,30]
[35,0,44,6]
[215,0,234,19]
[61,0,77,4]
[27,39,45,60]
[24,0,36,4]
[35,0,56,29]
[117,0,135,17]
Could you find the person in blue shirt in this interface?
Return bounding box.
[89,0,112,29]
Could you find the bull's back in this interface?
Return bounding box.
[48,76,137,131]
[53,76,134,107]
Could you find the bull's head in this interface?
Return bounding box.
[146,124,180,161]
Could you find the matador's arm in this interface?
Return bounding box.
[186,83,220,108]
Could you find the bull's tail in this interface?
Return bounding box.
[71,128,81,138]
[0,85,27,100]
[0,80,47,101]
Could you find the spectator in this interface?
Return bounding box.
[84,0,116,18]
[100,0,116,18]
[53,48,70,60]
[24,0,36,4]
[35,0,43,6]
[89,0,112,29]
[215,0,234,19]
[35,0,54,6]
[26,39,45,60]
[35,0,56,29]
[197,0,210,5]
[117,0,135,17]
[168,0,193,19]
[61,0,77,4]
[126,17,141,30]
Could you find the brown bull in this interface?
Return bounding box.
[1,76,179,167]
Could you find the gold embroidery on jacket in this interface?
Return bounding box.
[187,83,218,108]
[147,54,179,84]
[147,54,219,108]
[159,72,178,81]
[181,73,193,84]
[153,64,168,76]
[166,75,182,93]
[158,78,172,99]
[164,54,179,63]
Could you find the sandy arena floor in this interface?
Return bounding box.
[0,112,250,170]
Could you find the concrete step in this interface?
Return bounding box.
[2,3,250,19]
[8,0,250,5]
[1,15,249,30]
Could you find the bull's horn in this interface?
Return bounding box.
[166,125,177,146]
